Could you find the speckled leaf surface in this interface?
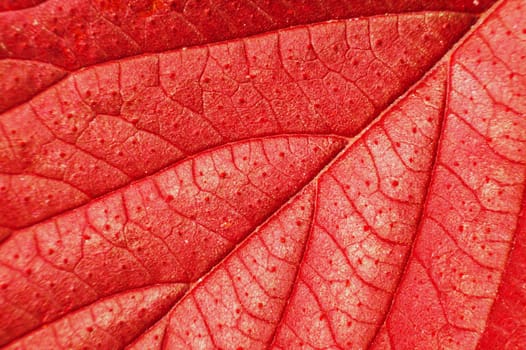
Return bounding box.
[0,0,525,349]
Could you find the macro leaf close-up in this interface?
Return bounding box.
[0,0,525,349]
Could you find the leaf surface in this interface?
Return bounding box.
[0,0,494,111]
[0,0,525,349]
[0,10,473,231]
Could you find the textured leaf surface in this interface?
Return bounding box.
[0,0,494,111]
[0,0,525,349]
[0,10,473,231]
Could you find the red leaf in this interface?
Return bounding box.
[0,0,493,113]
[1,0,525,349]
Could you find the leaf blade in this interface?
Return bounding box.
[0,135,345,346]
[0,11,475,230]
[370,1,526,348]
